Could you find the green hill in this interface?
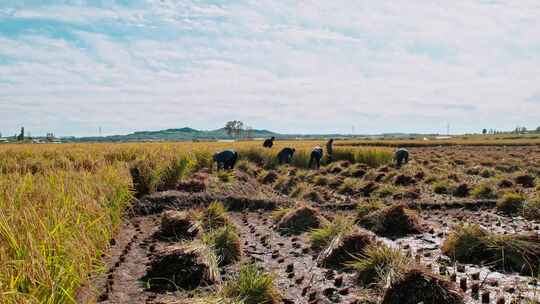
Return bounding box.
[73,127,280,142]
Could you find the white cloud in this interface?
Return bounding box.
[1,0,540,136]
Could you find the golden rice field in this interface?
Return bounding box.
[0,141,392,303]
[336,134,540,147]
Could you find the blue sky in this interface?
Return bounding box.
[1,1,540,136]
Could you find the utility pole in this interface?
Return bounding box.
[99,126,102,137]
[446,123,450,136]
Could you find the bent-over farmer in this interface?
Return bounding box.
[309,146,324,169]
[277,147,296,164]
[213,149,238,170]
[394,148,409,168]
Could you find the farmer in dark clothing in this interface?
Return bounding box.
[326,138,334,163]
[394,148,409,168]
[213,149,238,170]
[277,147,296,164]
[263,136,275,148]
[309,146,324,169]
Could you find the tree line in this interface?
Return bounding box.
[482,126,540,135]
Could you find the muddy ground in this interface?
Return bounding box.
[80,146,540,304]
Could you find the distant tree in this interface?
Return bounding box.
[16,127,24,141]
[536,126,540,133]
[224,120,244,138]
[235,121,244,137]
[224,121,235,137]
[521,127,527,133]
[244,125,253,139]
[482,128,487,135]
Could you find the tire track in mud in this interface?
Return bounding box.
[82,215,163,304]
[231,211,361,304]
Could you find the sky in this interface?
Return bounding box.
[1,1,540,137]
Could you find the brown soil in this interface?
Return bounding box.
[176,178,206,192]
[452,183,470,197]
[382,268,464,304]
[277,205,327,235]
[142,244,219,291]
[394,174,415,186]
[261,170,279,184]
[158,210,198,240]
[320,229,376,270]
[358,204,424,239]
[515,174,535,188]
